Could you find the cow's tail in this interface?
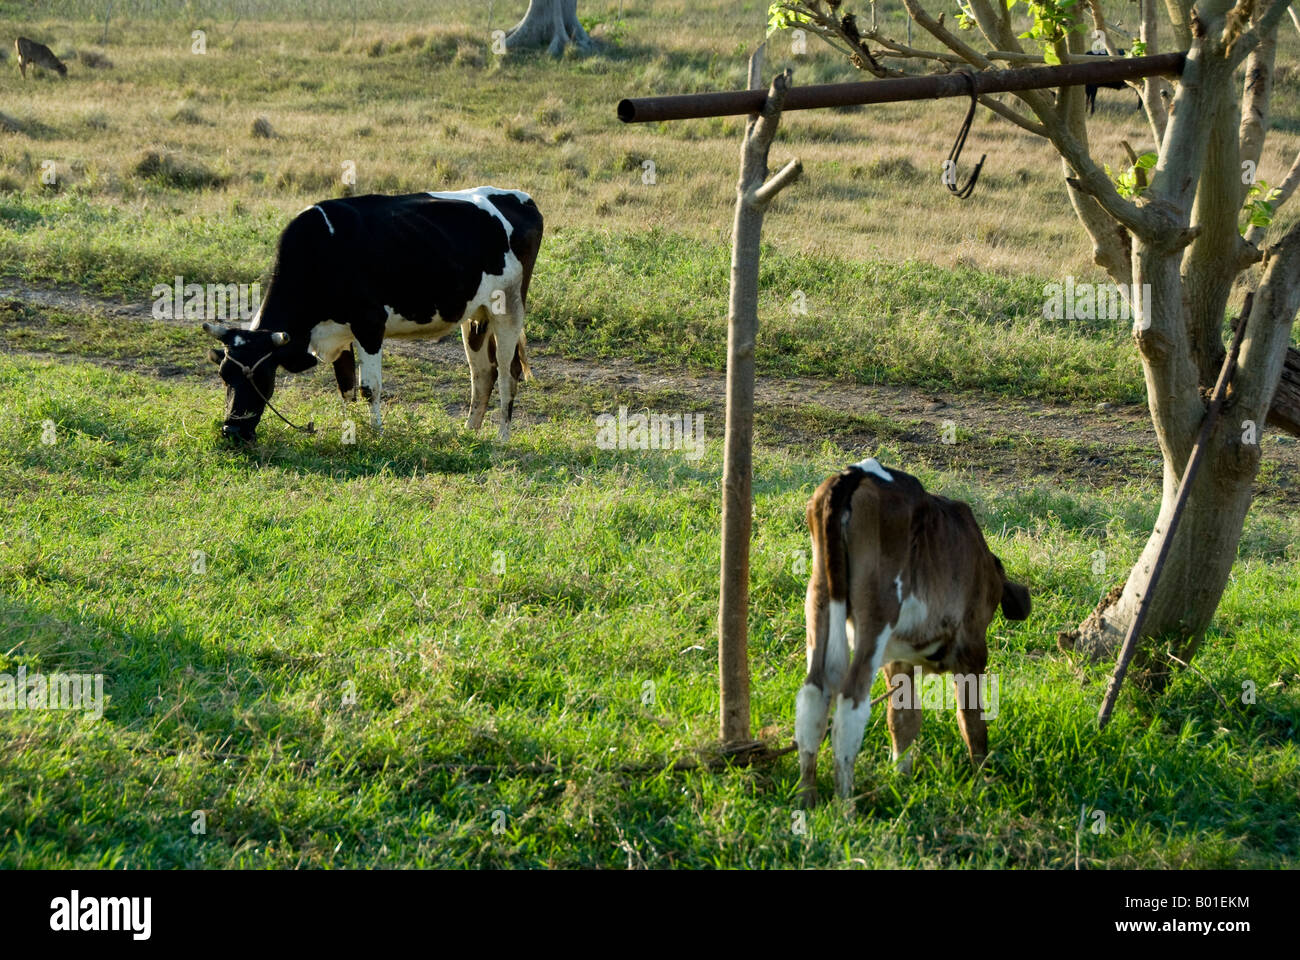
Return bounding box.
[515,329,533,382]
[808,467,863,692]
[514,206,542,384]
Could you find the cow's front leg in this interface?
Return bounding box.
[461,314,494,431]
[332,345,357,404]
[357,343,382,432]
[954,641,989,770]
[883,661,922,777]
[349,309,387,433]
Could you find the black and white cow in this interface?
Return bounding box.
[202,187,543,442]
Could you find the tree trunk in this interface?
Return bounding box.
[1267,347,1300,436]
[1066,224,1300,679]
[718,60,802,746]
[504,0,592,56]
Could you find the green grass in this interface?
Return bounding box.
[1,352,1296,868]
[2,0,1299,870]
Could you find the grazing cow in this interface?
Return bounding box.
[203,187,542,442]
[15,37,67,78]
[1083,49,1142,114]
[795,458,1031,806]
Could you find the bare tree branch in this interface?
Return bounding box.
[1228,0,1293,66]
[1141,0,1173,145]
[1164,0,1195,49]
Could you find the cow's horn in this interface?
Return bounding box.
[202,321,228,338]
[270,331,290,346]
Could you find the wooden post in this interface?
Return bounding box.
[718,59,803,747]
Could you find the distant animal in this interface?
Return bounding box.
[15,37,67,79]
[1084,49,1141,114]
[202,187,542,442]
[795,458,1031,806]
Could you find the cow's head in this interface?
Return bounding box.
[202,321,310,441]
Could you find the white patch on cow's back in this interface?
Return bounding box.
[419,192,528,327]
[426,185,532,238]
[301,204,335,235]
[854,457,893,482]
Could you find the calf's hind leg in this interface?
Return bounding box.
[795,579,834,807]
[831,624,887,802]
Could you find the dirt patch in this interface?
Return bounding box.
[2,280,1297,501]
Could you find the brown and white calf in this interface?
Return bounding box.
[795,458,1031,805]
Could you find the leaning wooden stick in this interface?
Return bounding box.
[718,58,803,746]
[1097,293,1255,729]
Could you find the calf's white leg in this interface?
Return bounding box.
[831,623,889,801]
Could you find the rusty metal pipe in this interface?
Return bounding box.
[617,52,1185,123]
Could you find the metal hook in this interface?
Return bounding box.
[944,72,986,200]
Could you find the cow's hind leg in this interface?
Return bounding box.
[461,311,494,431]
[491,293,526,442]
[883,661,922,777]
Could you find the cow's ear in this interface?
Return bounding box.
[206,348,224,365]
[202,321,233,342]
[1001,580,1031,621]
